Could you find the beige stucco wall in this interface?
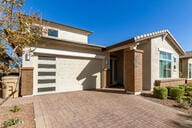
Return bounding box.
[43,26,88,44]
[137,40,151,90]
[151,37,180,89]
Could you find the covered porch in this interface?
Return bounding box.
[103,40,144,95]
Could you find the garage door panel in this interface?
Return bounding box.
[56,57,102,91]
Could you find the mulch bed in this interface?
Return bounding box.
[141,92,192,115]
[0,103,35,128]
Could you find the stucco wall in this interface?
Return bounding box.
[151,37,180,89]
[43,27,88,44]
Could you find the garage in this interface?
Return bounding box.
[35,54,103,95]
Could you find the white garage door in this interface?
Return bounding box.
[36,55,102,94]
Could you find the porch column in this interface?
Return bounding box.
[124,49,143,95]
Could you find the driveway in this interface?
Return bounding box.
[2,90,192,128]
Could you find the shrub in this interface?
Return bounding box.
[2,118,21,128]
[179,72,183,78]
[166,86,185,96]
[178,97,192,109]
[178,85,185,90]
[170,87,185,101]
[188,91,192,96]
[10,106,20,113]
[185,86,192,93]
[153,86,168,99]
[186,83,192,87]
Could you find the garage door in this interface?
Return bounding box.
[36,55,102,94]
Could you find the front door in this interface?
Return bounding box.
[110,58,117,85]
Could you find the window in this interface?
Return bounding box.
[173,57,177,71]
[159,51,172,78]
[48,29,58,37]
[189,63,192,79]
[174,57,176,63]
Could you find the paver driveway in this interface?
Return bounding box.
[2,90,192,128]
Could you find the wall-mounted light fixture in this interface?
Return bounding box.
[25,52,30,61]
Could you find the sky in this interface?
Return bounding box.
[23,0,192,51]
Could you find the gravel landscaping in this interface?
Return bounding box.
[141,92,192,115]
[0,103,35,128]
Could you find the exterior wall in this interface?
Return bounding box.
[124,49,143,94]
[181,58,192,79]
[138,36,181,90]
[156,78,185,87]
[180,58,189,78]
[43,26,88,43]
[151,37,180,89]
[137,40,151,90]
[22,43,106,95]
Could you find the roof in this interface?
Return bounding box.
[41,36,105,50]
[180,51,192,59]
[42,19,93,36]
[107,29,185,55]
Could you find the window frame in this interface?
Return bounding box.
[47,28,59,37]
[159,51,172,78]
[173,56,177,72]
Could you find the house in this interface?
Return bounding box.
[180,51,192,83]
[106,30,185,92]
[21,20,185,96]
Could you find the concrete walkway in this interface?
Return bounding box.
[1,90,192,128]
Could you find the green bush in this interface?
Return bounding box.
[185,86,192,93]
[2,118,21,128]
[10,106,20,113]
[188,91,192,96]
[178,85,185,90]
[178,97,192,109]
[170,87,185,101]
[186,83,192,87]
[166,86,185,96]
[153,86,168,99]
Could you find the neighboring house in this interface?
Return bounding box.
[21,20,185,96]
[180,51,192,81]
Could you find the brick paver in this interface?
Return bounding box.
[1,90,192,128]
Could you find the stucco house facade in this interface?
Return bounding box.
[21,20,185,96]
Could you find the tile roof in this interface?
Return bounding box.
[107,29,185,55]
[134,29,168,41]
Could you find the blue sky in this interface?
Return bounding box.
[23,0,192,51]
